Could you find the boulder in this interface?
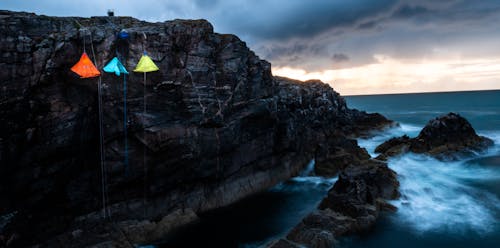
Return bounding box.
[276,160,399,247]
[376,113,494,160]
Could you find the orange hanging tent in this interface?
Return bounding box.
[71,52,101,78]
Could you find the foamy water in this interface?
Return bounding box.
[359,125,500,235]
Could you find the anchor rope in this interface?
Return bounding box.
[143,71,148,218]
[141,31,149,219]
[123,73,129,175]
[88,29,110,219]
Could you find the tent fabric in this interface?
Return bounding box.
[133,54,159,73]
[103,57,129,76]
[118,30,130,39]
[71,52,101,78]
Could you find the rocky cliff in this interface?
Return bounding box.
[0,11,392,247]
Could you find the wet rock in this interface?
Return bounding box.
[319,160,399,217]
[286,209,354,246]
[376,113,494,160]
[315,138,371,177]
[374,135,410,155]
[267,238,301,248]
[117,208,198,244]
[277,160,399,248]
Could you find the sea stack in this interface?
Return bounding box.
[375,112,494,160]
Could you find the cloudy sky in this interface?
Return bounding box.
[3,0,500,95]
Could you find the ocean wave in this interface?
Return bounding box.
[388,153,500,234]
[394,111,446,115]
[270,159,336,192]
[270,176,336,193]
[358,123,421,156]
[356,124,500,235]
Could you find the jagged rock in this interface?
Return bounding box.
[286,209,355,246]
[314,138,371,177]
[276,160,399,248]
[376,113,494,160]
[117,208,198,244]
[267,238,301,248]
[319,160,400,214]
[374,135,410,154]
[0,11,393,246]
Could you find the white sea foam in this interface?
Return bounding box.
[299,159,316,176]
[478,131,500,153]
[358,122,421,156]
[289,176,337,185]
[271,159,337,191]
[388,154,500,234]
[359,126,500,234]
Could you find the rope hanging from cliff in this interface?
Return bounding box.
[70,24,109,219]
[133,32,159,217]
[143,72,147,218]
[90,30,111,220]
[123,74,129,173]
[103,55,130,174]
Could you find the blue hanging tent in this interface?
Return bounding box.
[118,29,130,40]
[104,57,130,173]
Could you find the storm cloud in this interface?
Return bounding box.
[3,0,500,94]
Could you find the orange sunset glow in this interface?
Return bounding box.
[273,55,500,96]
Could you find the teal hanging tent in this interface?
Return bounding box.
[103,57,129,76]
[104,57,130,173]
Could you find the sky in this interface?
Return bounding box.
[2,0,500,95]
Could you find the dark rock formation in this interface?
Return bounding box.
[272,160,399,248]
[0,11,392,246]
[375,113,494,160]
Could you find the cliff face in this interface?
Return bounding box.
[0,11,392,246]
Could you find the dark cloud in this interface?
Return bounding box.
[331,53,349,62]
[3,0,500,71]
[391,5,429,18]
[219,0,398,40]
[246,0,500,70]
[357,21,378,30]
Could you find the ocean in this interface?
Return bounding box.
[339,90,500,248]
[161,90,500,248]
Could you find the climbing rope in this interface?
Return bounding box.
[88,28,110,219]
[73,19,109,219]
[123,73,129,175]
[143,71,148,218]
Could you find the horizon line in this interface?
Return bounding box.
[343,88,500,97]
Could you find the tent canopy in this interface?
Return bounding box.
[71,52,101,78]
[133,54,159,73]
[103,57,129,76]
[118,29,129,39]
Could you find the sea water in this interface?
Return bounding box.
[162,90,500,247]
[341,90,500,248]
[160,160,336,247]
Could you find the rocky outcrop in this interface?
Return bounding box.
[271,160,399,248]
[0,11,392,246]
[375,113,494,160]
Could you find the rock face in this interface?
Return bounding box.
[272,160,399,248]
[375,113,494,160]
[0,11,393,246]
